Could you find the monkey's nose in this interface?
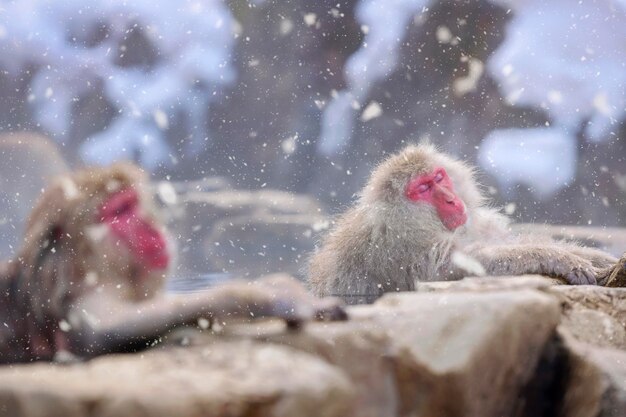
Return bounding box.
[437,187,456,203]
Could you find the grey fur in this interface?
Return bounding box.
[308,144,617,304]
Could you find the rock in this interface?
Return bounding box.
[224,289,561,417]
[3,276,626,416]
[0,341,354,417]
[408,276,626,415]
[181,189,323,218]
[561,338,626,417]
[372,291,560,417]
[549,285,626,350]
[414,277,626,415]
[170,188,326,276]
[416,275,564,293]
[419,275,626,351]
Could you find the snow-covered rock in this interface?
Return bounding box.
[0,0,236,169]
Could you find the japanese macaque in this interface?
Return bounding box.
[0,163,345,364]
[308,143,623,304]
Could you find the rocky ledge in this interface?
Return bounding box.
[0,276,626,417]
[0,276,625,417]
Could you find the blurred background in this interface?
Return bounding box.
[0,0,624,281]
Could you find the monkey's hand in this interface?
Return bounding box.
[247,274,348,328]
[563,266,597,285]
[465,245,600,285]
[547,255,597,285]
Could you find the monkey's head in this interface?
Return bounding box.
[21,162,172,302]
[362,143,484,232]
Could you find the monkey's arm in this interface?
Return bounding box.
[66,275,346,357]
[563,246,618,269]
[461,244,599,285]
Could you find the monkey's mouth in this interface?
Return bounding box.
[443,210,468,230]
[132,235,170,270]
[125,220,171,270]
[141,248,170,270]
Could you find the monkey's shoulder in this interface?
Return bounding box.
[464,207,510,239]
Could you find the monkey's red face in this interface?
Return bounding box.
[405,167,467,230]
[99,188,170,270]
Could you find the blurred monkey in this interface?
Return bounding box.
[0,163,345,363]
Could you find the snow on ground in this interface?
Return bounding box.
[318,0,625,199]
[488,0,626,141]
[483,0,626,196]
[317,0,432,156]
[0,0,236,169]
[478,127,576,199]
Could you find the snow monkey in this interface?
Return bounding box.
[0,163,346,363]
[308,143,622,304]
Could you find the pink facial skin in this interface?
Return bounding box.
[405,167,467,230]
[99,188,169,270]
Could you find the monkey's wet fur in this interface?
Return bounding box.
[0,163,346,363]
[309,143,624,304]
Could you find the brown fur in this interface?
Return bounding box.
[0,163,165,362]
[1,163,346,363]
[308,143,618,304]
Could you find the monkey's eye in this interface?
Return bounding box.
[113,201,134,216]
[434,171,444,183]
[416,183,431,193]
[100,188,139,220]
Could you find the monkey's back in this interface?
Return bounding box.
[309,207,371,302]
[0,263,41,363]
[308,206,421,304]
